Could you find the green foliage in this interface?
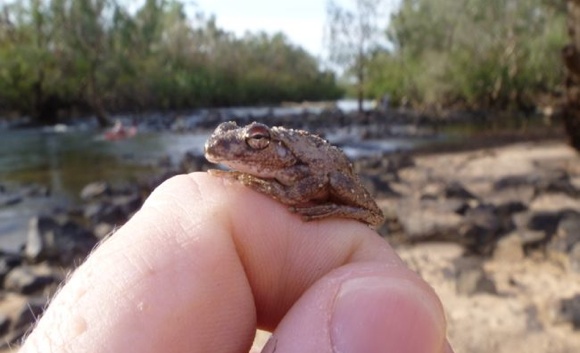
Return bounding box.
[367,0,567,109]
[0,0,342,124]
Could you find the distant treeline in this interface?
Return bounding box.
[0,0,342,125]
[364,0,567,111]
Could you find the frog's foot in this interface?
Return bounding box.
[290,204,382,227]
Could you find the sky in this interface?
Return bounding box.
[195,0,328,57]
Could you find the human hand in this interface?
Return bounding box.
[20,173,452,353]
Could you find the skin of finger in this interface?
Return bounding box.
[20,172,440,353]
[20,174,257,353]
[263,264,448,353]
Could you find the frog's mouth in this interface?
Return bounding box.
[215,159,282,180]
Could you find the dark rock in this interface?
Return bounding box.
[56,220,99,265]
[111,194,142,216]
[80,181,110,200]
[0,327,28,349]
[12,297,47,332]
[493,174,540,190]
[488,183,536,208]
[4,267,55,295]
[549,211,580,253]
[83,201,125,225]
[527,212,563,235]
[180,151,208,172]
[444,181,477,200]
[0,314,10,337]
[388,153,415,170]
[360,174,400,198]
[491,200,525,233]
[537,171,580,197]
[512,211,567,248]
[25,215,98,265]
[459,205,503,255]
[25,216,59,262]
[494,172,580,198]
[454,256,497,296]
[559,294,580,330]
[0,253,22,283]
[446,198,471,215]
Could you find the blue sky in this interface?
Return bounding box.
[195,0,328,57]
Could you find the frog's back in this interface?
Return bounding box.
[274,127,353,172]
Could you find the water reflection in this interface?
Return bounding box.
[0,129,208,199]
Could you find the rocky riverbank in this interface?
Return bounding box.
[375,141,580,352]
[0,139,578,351]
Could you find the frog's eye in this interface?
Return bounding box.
[245,125,271,150]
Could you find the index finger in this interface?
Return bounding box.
[21,173,443,353]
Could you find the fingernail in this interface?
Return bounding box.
[330,276,446,353]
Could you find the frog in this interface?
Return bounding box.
[204,121,385,227]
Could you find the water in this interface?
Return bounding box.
[0,120,434,200]
[0,128,209,199]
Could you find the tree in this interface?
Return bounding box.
[562,0,580,151]
[0,0,342,122]
[325,0,384,112]
[378,0,566,110]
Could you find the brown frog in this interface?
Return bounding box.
[204,121,385,227]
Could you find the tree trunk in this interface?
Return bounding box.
[357,57,364,113]
[563,0,580,151]
[88,65,111,128]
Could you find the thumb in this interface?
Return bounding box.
[261,263,451,353]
